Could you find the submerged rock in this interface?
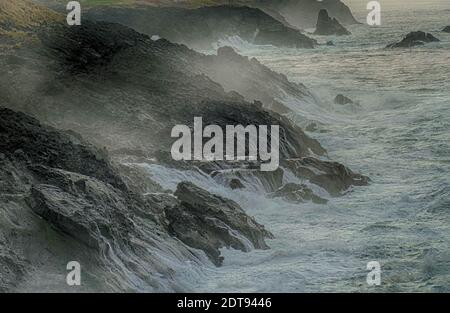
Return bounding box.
[284,157,370,197]
[0,108,205,292]
[269,183,328,204]
[314,9,351,36]
[305,122,318,132]
[334,94,354,105]
[166,182,274,266]
[387,31,440,48]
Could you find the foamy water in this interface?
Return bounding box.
[143,5,450,292]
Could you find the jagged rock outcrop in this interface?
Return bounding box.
[0,2,371,291]
[1,4,368,196]
[152,0,359,29]
[442,26,450,33]
[255,0,359,29]
[86,5,317,50]
[229,178,245,190]
[166,182,273,266]
[284,157,369,196]
[198,46,319,116]
[314,9,351,36]
[387,31,440,48]
[0,107,275,291]
[0,107,190,291]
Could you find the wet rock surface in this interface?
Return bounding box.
[0,108,189,291]
[284,157,370,197]
[0,107,277,290]
[387,31,440,48]
[314,9,351,36]
[0,2,370,292]
[166,182,274,266]
[269,183,328,204]
[442,26,450,33]
[229,178,245,190]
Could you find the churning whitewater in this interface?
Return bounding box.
[143,3,450,292]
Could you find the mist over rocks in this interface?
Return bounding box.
[0,1,370,291]
[253,0,359,29]
[334,94,355,105]
[0,107,193,291]
[199,46,318,117]
[387,31,440,48]
[313,9,351,36]
[1,3,368,201]
[145,0,359,30]
[269,183,328,204]
[0,107,276,291]
[85,5,317,50]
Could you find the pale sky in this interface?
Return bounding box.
[343,0,450,12]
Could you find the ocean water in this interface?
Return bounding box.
[144,4,450,292]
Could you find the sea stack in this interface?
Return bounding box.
[313,9,351,36]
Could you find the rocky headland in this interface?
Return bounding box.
[85,5,317,50]
[0,0,369,292]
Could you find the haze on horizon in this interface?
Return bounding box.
[343,0,450,12]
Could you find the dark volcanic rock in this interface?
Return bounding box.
[284,157,370,197]
[442,26,450,33]
[166,182,274,266]
[387,31,440,48]
[0,3,371,291]
[0,107,204,292]
[314,9,351,36]
[0,15,367,199]
[334,94,354,105]
[86,5,317,50]
[229,178,245,190]
[269,183,328,204]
